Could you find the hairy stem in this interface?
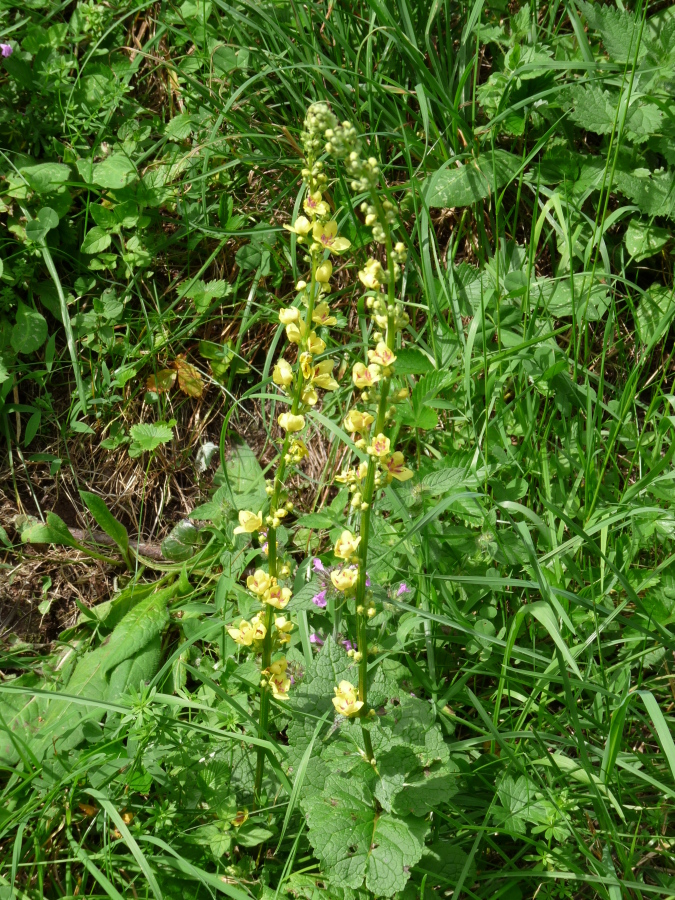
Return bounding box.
[253,253,319,804]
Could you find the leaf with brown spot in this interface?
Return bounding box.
[172,357,204,398]
[146,369,176,393]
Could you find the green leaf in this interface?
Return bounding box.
[305,770,428,896]
[424,150,521,209]
[11,302,48,354]
[578,0,646,64]
[566,85,616,135]
[219,439,267,511]
[81,226,112,254]
[400,406,438,430]
[25,207,59,243]
[183,278,232,312]
[128,422,174,457]
[422,841,476,889]
[613,167,675,220]
[92,155,138,190]
[20,162,70,194]
[625,219,669,261]
[394,348,434,375]
[79,490,130,566]
[161,520,203,561]
[493,775,537,834]
[20,511,80,548]
[635,286,675,347]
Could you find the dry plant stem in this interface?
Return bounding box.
[253,255,319,804]
[354,219,397,763]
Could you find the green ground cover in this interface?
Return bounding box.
[1,0,675,897]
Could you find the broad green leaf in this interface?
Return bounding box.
[20,162,70,194]
[578,0,646,63]
[625,219,669,261]
[219,439,266,511]
[92,154,138,190]
[635,286,675,346]
[161,520,203,561]
[25,207,59,243]
[394,348,434,375]
[422,841,476,889]
[21,511,79,549]
[79,490,130,565]
[11,302,48,355]
[424,150,521,209]
[81,226,112,254]
[305,770,428,896]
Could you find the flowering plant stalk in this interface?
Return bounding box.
[230,103,412,803]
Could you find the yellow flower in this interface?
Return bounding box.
[286,320,306,344]
[344,409,374,433]
[234,510,264,534]
[312,302,337,327]
[303,191,330,218]
[300,351,313,380]
[270,672,291,701]
[334,529,361,560]
[312,220,351,255]
[284,215,312,236]
[273,358,293,387]
[358,461,369,480]
[312,359,338,391]
[332,680,363,717]
[227,620,255,646]
[331,567,359,593]
[278,412,305,432]
[315,260,333,284]
[369,433,390,458]
[368,341,396,368]
[358,258,384,290]
[269,657,287,675]
[302,386,318,406]
[275,616,293,644]
[383,451,414,482]
[307,332,326,355]
[264,583,292,609]
[247,569,271,595]
[352,362,381,389]
[287,439,308,463]
[250,612,267,641]
[278,307,300,325]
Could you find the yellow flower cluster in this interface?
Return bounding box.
[247,568,292,610]
[265,657,291,701]
[332,680,363,717]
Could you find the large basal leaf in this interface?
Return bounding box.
[423,150,521,209]
[91,154,138,189]
[219,439,267,512]
[11,302,48,355]
[305,769,429,897]
[3,584,174,762]
[625,219,670,261]
[20,162,71,194]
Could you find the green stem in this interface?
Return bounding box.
[253,252,319,805]
[353,210,397,762]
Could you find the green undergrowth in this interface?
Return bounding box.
[2,0,675,898]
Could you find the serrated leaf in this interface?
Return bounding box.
[395,349,434,375]
[128,422,174,457]
[183,278,231,312]
[305,770,428,896]
[613,167,675,220]
[11,302,48,355]
[421,468,466,495]
[146,369,176,393]
[400,406,438,430]
[567,85,616,135]
[578,0,645,64]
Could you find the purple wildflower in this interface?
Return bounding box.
[309,632,324,647]
[397,582,411,596]
[366,575,371,587]
[0,44,12,58]
[342,639,353,652]
[313,558,326,573]
[312,590,327,608]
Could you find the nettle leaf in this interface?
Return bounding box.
[578,0,646,64]
[11,302,48,355]
[304,769,429,896]
[566,85,616,135]
[613,167,675,220]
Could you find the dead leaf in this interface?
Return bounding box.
[172,356,204,398]
[78,803,98,816]
[146,369,176,393]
